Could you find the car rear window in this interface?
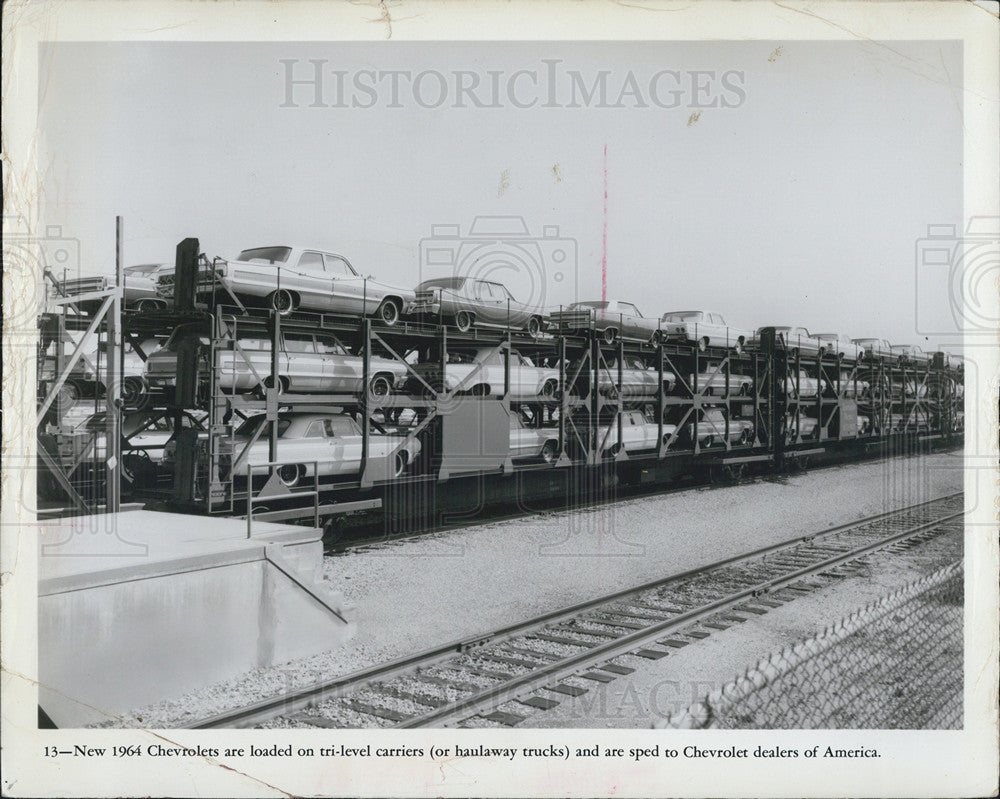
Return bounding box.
[237,247,291,264]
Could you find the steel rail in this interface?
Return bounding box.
[190,491,962,729]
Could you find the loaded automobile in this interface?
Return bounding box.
[813,333,865,361]
[570,409,678,456]
[686,365,753,396]
[784,413,819,444]
[823,370,870,398]
[404,347,559,398]
[889,344,931,365]
[144,322,407,400]
[56,263,173,313]
[158,246,414,324]
[784,369,821,399]
[509,410,561,463]
[680,408,755,448]
[660,311,753,351]
[582,356,677,399]
[549,301,666,345]
[219,411,421,487]
[751,326,826,356]
[405,277,546,337]
[851,337,893,358]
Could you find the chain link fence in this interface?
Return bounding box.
[659,562,963,730]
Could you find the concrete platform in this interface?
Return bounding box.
[39,510,353,727]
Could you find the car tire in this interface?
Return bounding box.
[739,428,751,445]
[259,375,289,397]
[541,379,558,398]
[135,299,162,313]
[377,299,400,326]
[739,383,750,396]
[698,337,710,352]
[367,374,393,402]
[540,441,558,464]
[471,383,489,397]
[701,435,714,448]
[603,327,618,345]
[277,463,303,487]
[649,330,661,346]
[526,316,542,338]
[392,451,407,478]
[454,311,473,332]
[268,289,296,315]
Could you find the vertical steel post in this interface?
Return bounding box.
[268,271,281,469]
[361,318,371,470]
[106,216,123,512]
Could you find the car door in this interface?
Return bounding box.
[617,302,643,339]
[281,332,318,391]
[315,333,355,393]
[323,253,369,315]
[472,281,506,325]
[288,250,332,311]
[324,416,362,475]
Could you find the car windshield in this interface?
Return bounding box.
[237,247,292,265]
[417,277,466,291]
[663,311,703,321]
[571,301,608,310]
[234,415,293,438]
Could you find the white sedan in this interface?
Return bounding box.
[751,326,827,356]
[660,311,753,351]
[161,245,415,324]
[509,411,560,463]
[593,410,678,455]
[405,348,559,398]
[145,324,408,400]
[813,333,865,361]
[222,412,421,486]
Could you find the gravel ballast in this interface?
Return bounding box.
[100,451,963,727]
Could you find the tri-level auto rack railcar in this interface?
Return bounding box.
[36,237,964,534]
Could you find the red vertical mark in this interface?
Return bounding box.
[601,144,608,306]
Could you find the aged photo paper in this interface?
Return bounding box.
[2,1,998,796]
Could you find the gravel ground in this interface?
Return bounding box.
[98,451,962,727]
[521,526,964,728]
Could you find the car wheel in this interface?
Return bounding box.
[121,376,148,409]
[789,347,799,358]
[277,463,303,487]
[135,298,161,313]
[649,330,662,346]
[701,435,714,448]
[703,386,714,397]
[268,289,296,315]
[540,441,558,464]
[454,310,473,332]
[603,327,618,345]
[698,337,710,352]
[739,428,751,445]
[739,383,750,396]
[377,299,400,326]
[260,375,289,396]
[541,379,558,398]
[526,316,542,338]
[392,451,407,478]
[367,374,393,402]
[471,383,489,397]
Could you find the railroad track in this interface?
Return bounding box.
[193,492,964,730]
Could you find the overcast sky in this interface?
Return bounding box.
[37,40,962,347]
